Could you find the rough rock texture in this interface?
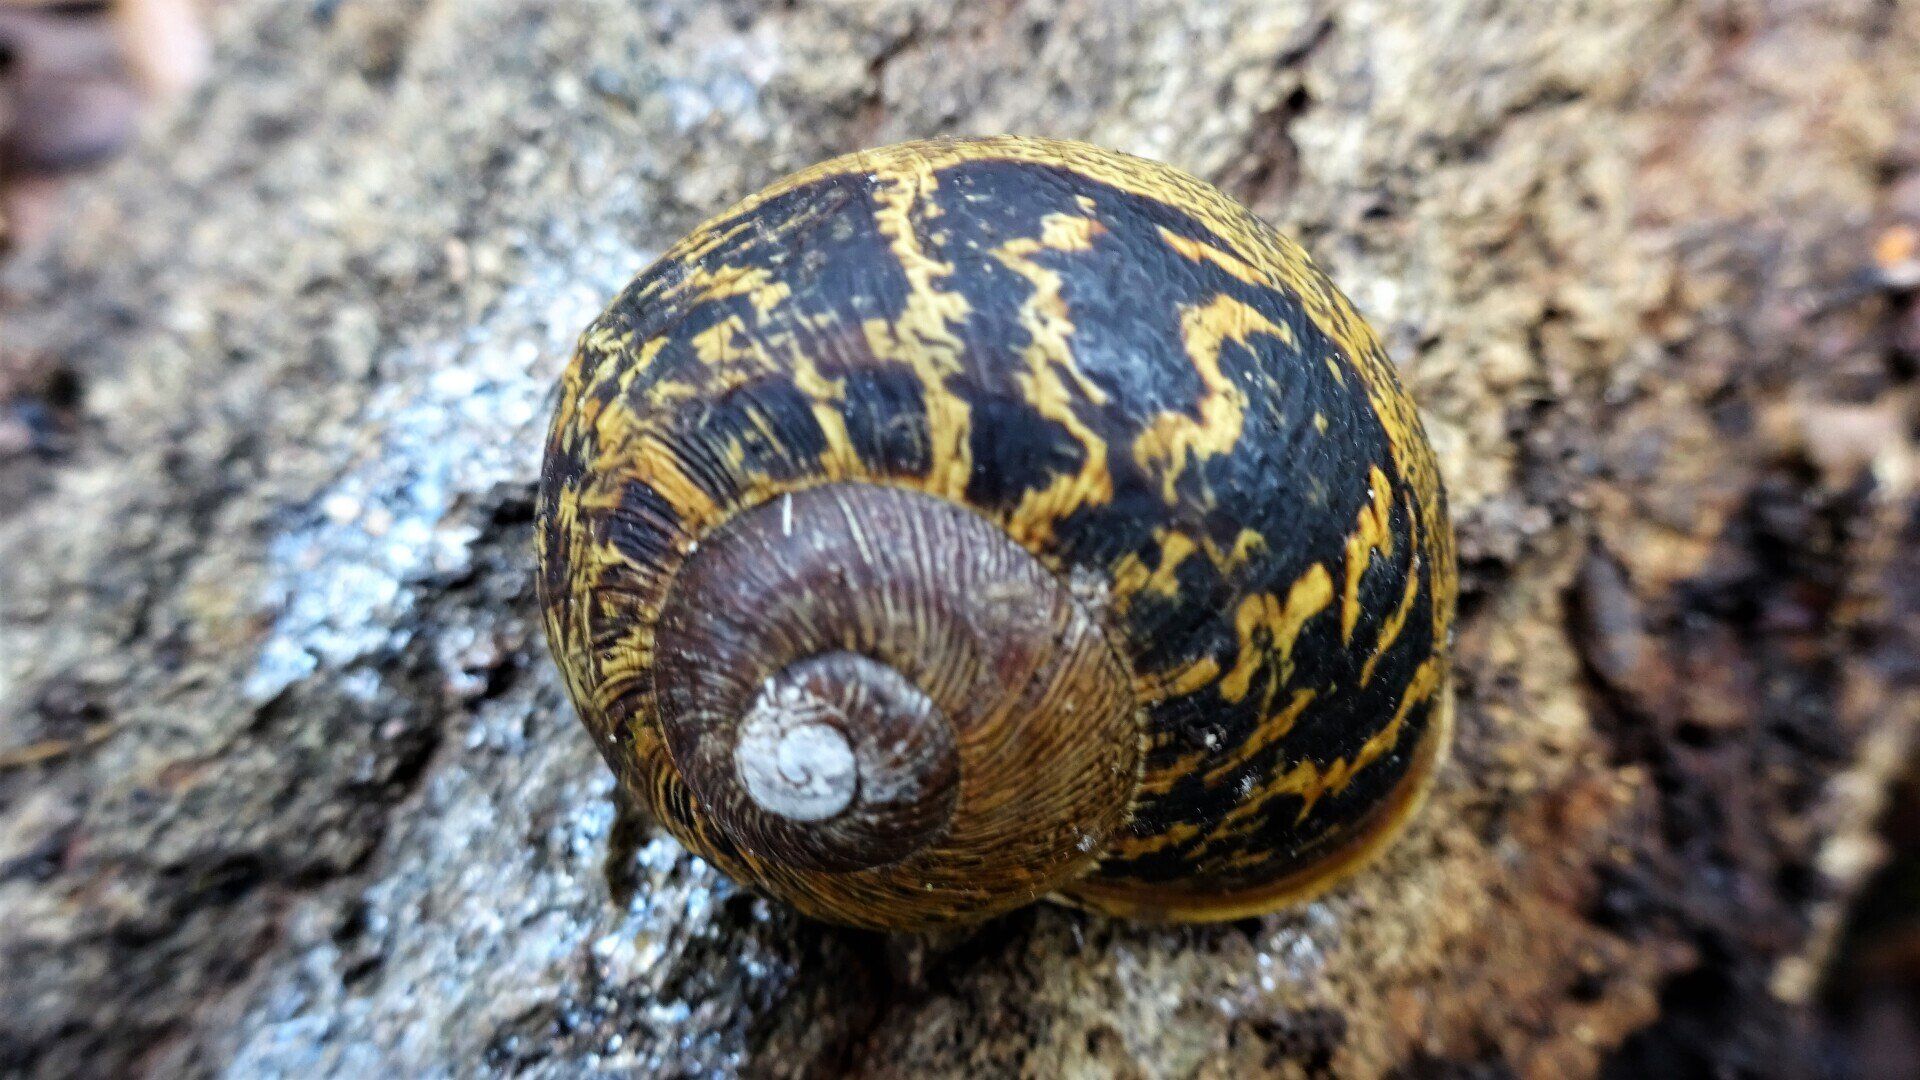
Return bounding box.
[2,1,1917,1077]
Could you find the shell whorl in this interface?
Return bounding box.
[648,483,1142,922]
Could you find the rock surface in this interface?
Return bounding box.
[2,0,1917,1076]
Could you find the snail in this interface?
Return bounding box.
[537,136,1456,930]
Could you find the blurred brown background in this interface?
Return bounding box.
[1,1,1916,1077]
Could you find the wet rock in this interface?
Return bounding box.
[0,1,1915,1076]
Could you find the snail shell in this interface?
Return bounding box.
[538,136,1456,930]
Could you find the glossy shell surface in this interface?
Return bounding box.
[538,136,1456,924]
